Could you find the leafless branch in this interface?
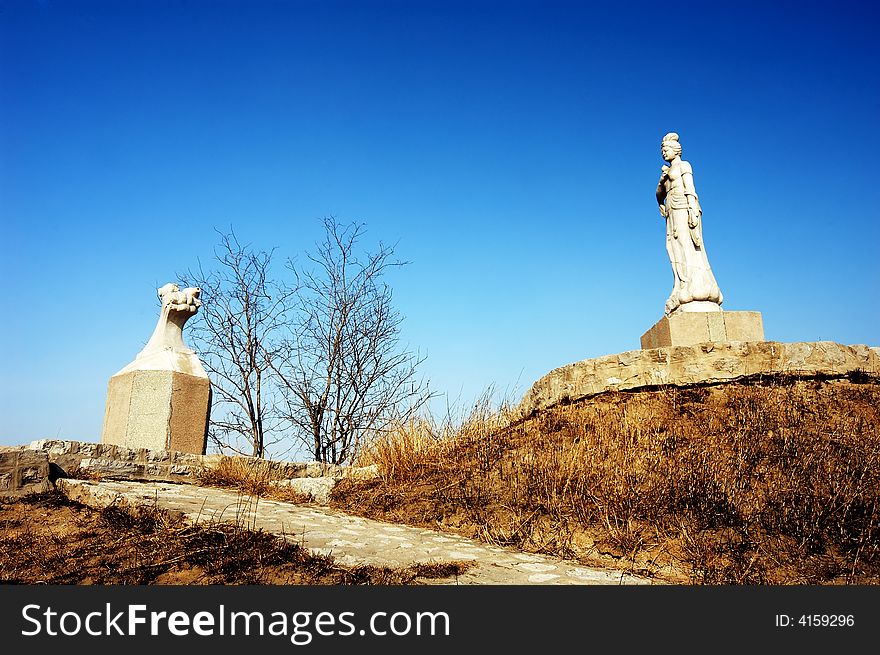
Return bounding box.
[180,228,294,458]
[271,216,433,464]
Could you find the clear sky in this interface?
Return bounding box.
[1,0,878,450]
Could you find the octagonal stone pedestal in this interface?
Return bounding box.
[101,355,211,455]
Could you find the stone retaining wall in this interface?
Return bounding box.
[28,440,348,482]
[519,341,880,416]
[3,438,377,502]
[26,439,376,488]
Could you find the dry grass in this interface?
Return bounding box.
[197,455,313,503]
[0,492,472,585]
[356,389,517,478]
[332,374,880,584]
[198,455,286,494]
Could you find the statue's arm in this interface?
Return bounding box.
[656,175,668,217]
[680,161,702,217]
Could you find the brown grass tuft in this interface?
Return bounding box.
[198,456,320,504]
[198,456,285,495]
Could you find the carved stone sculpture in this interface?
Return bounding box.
[140,283,203,355]
[656,132,723,315]
[101,283,211,455]
[641,133,765,349]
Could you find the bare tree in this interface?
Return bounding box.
[272,217,431,464]
[182,230,292,458]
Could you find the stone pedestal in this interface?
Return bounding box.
[640,310,764,349]
[101,351,211,454]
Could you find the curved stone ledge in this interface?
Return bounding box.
[519,341,880,417]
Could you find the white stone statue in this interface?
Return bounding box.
[138,282,202,356]
[102,282,211,454]
[656,132,723,315]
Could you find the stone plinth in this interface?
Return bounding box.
[641,310,764,349]
[101,361,211,455]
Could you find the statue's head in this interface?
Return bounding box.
[661,132,682,161]
[157,282,180,300]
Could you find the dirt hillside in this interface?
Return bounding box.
[332,374,880,584]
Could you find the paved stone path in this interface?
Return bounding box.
[59,479,653,585]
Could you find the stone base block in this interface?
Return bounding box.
[101,369,210,455]
[0,447,52,496]
[641,310,764,349]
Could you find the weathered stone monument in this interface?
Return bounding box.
[641,132,764,349]
[101,283,211,454]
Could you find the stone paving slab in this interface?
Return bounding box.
[58,479,653,586]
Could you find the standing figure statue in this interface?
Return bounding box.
[656,132,723,315]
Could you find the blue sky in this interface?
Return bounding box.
[1,0,878,449]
